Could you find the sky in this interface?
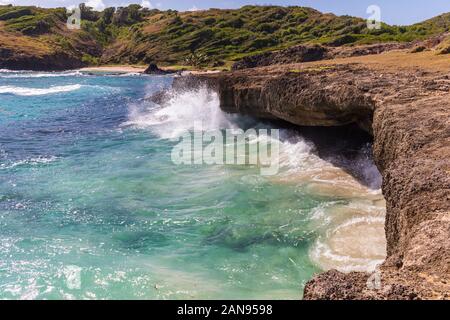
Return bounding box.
[0,0,449,25]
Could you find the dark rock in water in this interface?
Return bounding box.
[144,63,177,75]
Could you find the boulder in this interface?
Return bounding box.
[143,63,176,75]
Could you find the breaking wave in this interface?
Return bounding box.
[0,71,84,78]
[123,87,241,139]
[0,84,83,96]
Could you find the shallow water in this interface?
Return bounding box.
[0,70,385,299]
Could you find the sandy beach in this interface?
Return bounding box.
[78,65,147,73]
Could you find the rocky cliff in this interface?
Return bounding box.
[173,48,450,299]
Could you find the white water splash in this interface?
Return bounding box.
[123,87,239,139]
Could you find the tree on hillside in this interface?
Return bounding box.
[101,7,115,25]
[79,3,99,21]
[112,5,143,26]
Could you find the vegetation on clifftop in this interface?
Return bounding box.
[0,4,449,69]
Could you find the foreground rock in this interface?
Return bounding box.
[174,49,450,299]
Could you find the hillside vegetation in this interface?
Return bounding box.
[0,4,449,70]
[0,5,101,69]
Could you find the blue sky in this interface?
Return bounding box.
[1,0,449,25]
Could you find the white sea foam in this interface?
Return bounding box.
[0,71,83,78]
[0,84,82,96]
[0,69,27,73]
[0,156,58,170]
[310,215,386,273]
[118,72,142,77]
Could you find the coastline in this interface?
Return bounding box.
[0,2,449,301]
[175,48,450,299]
[1,48,448,300]
[76,65,223,75]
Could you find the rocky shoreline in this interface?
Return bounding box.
[172,48,450,299]
[0,50,87,71]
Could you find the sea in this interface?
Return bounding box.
[0,69,386,299]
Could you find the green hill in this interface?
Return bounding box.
[0,4,448,70]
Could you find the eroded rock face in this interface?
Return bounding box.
[232,44,328,70]
[0,51,86,71]
[174,53,450,299]
[230,43,412,71]
[305,93,450,300]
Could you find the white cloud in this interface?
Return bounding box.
[141,0,153,9]
[189,5,201,12]
[85,0,105,11]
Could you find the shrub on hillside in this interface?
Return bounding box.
[0,8,32,20]
[436,37,450,54]
[248,37,278,49]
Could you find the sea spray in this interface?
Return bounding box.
[124,86,240,139]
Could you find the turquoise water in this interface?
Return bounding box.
[0,70,385,299]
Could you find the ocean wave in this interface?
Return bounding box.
[0,156,58,170]
[0,84,83,96]
[123,87,240,139]
[118,72,142,77]
[0,69,27,73]
[0,71,84,78]
[310,210,386,273]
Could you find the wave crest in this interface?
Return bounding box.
[0,156,58,170]
[123,87,239,139]
[0,84,82,96]
[0,71,83,79]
